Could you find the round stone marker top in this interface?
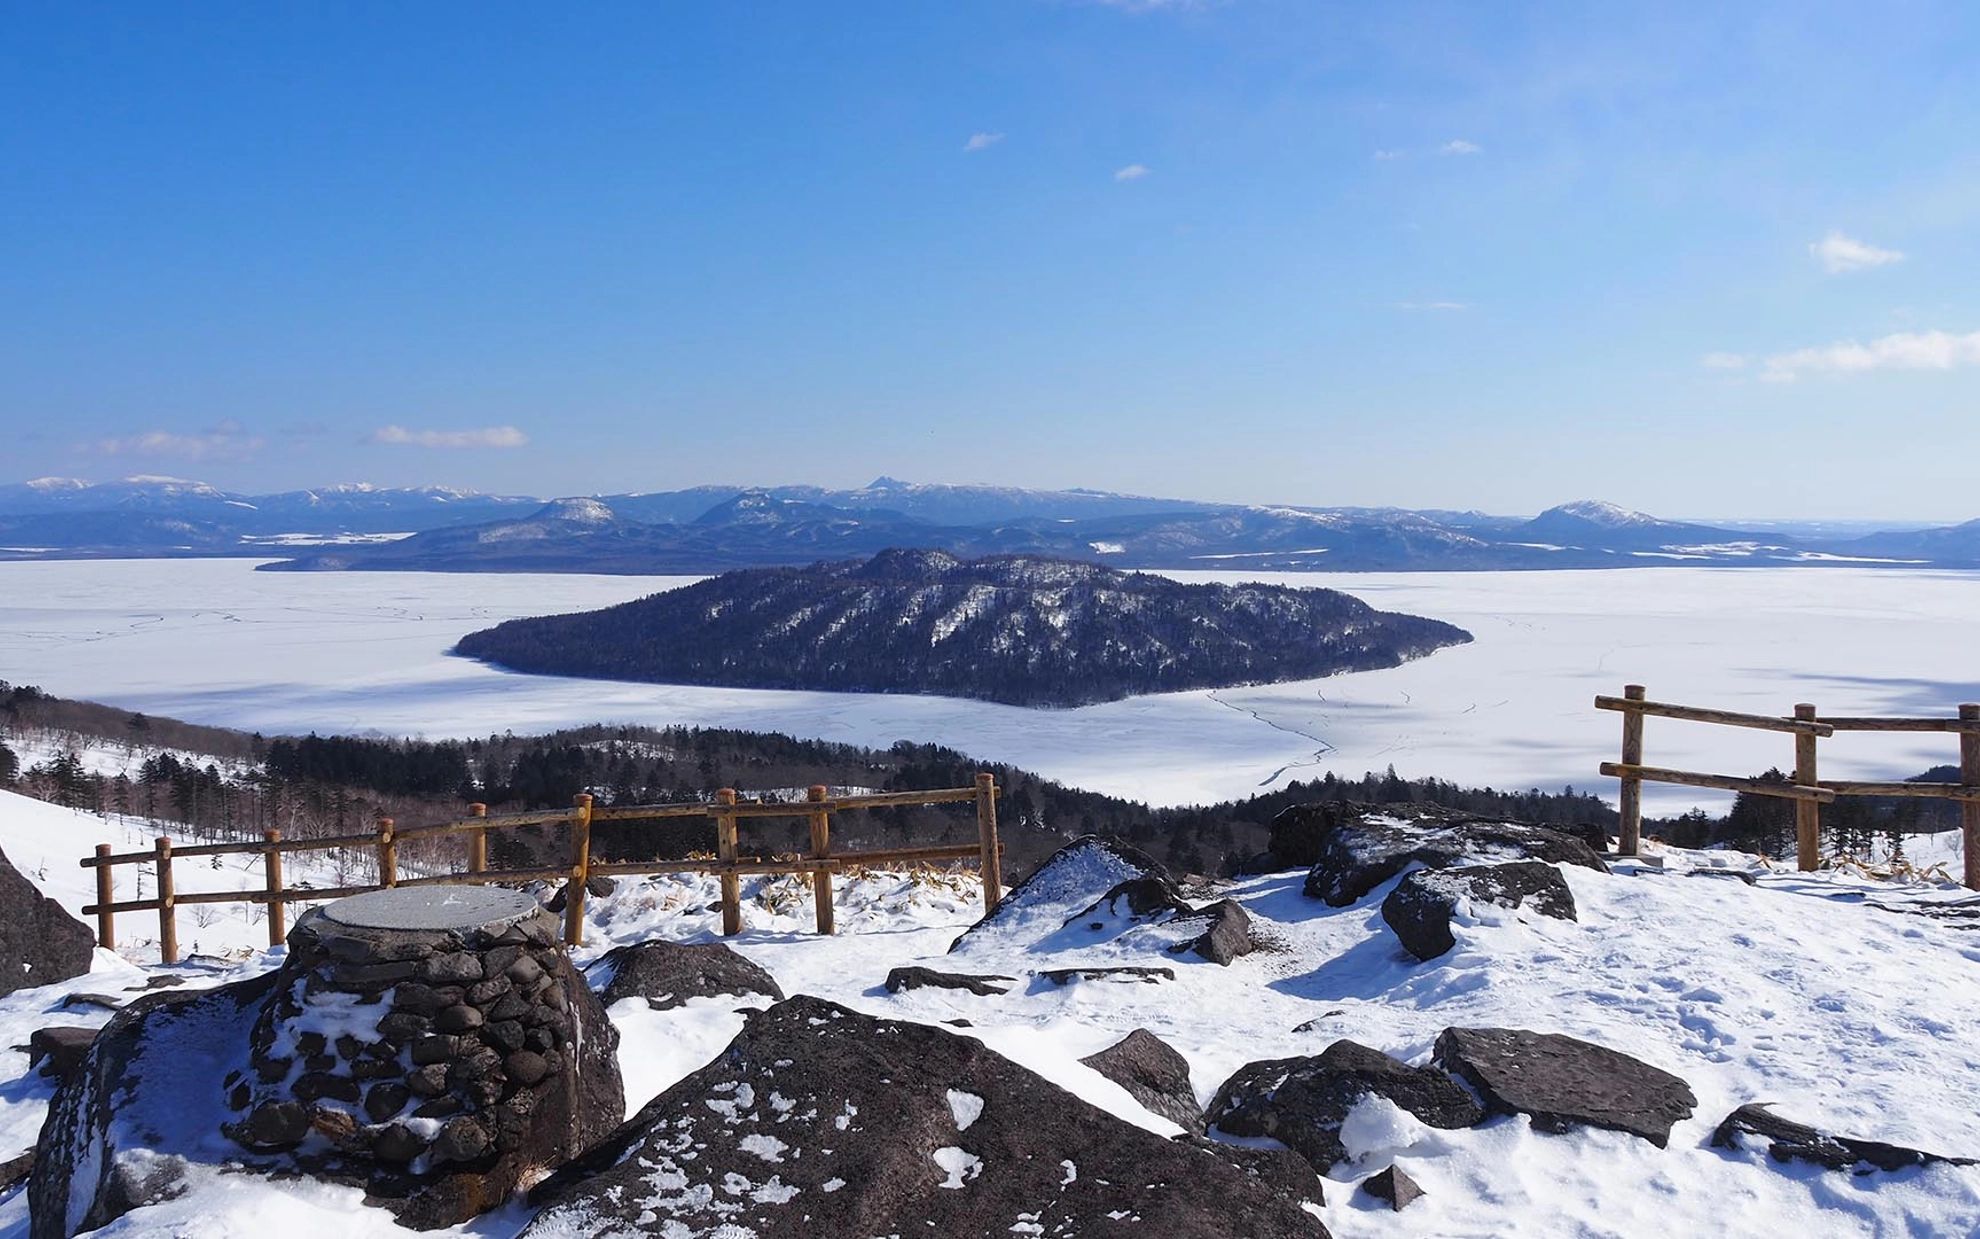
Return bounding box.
[322,886,540,933]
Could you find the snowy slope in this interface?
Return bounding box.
[0,796,1978,1236]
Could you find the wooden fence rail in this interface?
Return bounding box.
[1599,685,1980,888]
[80,776,1003,964]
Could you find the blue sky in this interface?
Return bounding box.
[2,2,1977,518]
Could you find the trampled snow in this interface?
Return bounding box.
[3,559,1980,813]
[2,787,1978,1236]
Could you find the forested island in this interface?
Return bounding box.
[451,549,1473,707]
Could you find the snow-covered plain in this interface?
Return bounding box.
[2,787,1978,1237]
[3,559,1980,812]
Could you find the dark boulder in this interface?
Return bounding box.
[1711,1103,1976,1173]
[0,845,96,998]
[1041,966,1174,986]
[1206,1040,1484,1172]
[1080,1029,1203,1132]
[1183,899,1258,965]
[1380,861,1578,961]
[544,874,617,914]
[524,995,1327,1238]
[28,1026,98,1085]
[0,1151,32,1193]
[885,967,1016,997]
[588,940,783,1011]
[1434,1027,1695,1147]
[1270,801,1606,906]
[1359,1163,1424,1210]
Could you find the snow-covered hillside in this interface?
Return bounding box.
[1,788,1977,1236]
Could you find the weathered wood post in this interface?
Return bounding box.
[93,843,115,950]
[155,836,178,965]
[1794,703,1821,872]
[716,788,741,936]
[263,828,286,947]
[376,816,398,888]
[564,793,595,947]
[975,772,1003,913]
[1617,685,1645,856]
[468,802,489,875]
[1962,704,1980,891]
[807,784,834,935]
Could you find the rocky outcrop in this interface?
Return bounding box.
[0,845,95,998]
[32,889,624,1236]
[523,995,1327,1238]
[1080,1029,1203,1131]
[1270,802,1606,906]
[884,967,1015,996]
[27,1027,97,1085]
[1206,1040,1484,1172]
[1380,861,1578,961]
[1711,1103,1976,1173]
[588,940,783,1010]
[1183,899,1258,965]
[1433,1027,1695,1148]
[950,836,1170,955]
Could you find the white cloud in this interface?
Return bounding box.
[370,425,530,449]
[1113,163,1150,182]
[963,132,1004,153]
[1810,230,1904,274]
[1373,149,1404,162]
[1748,329,1980,382]
[1440,139,1482,156]
[1395,300,1468,311]
[88,421,263,462]
[1701,352,1749,370]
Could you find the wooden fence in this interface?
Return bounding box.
[81,775,1003,964]
[1598,685,1980,888]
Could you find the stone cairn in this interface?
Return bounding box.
[223,887,623,1229]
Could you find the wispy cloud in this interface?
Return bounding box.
[1113,163,1150,182]
[1439,139,1482,156]
[1395,300,1468,311]
[87,420,264,462]
[1810,230,1904,274]
[370,425,530,449]
[962,132,1004,153]
[1715,329,1980,382]
[1373,149,1404,162]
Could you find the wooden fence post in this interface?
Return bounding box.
[468,802,489,875]
[1962,704,1980,891]
[1794,703,1821,872]
[155,837,178,966]
[564,793,594,947]
[716,788,741,936]
[807,785,834,935]
[264,829,286,948]
[1617,685,1645,856]
[975,773,1003,913]
[94,843,115,951]
[376,817,397,887]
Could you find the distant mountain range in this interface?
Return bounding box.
[452,549,1474,707]
[0,474,1971,573]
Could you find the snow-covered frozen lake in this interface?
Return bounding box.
[1,557,1977,812]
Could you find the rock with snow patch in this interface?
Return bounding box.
[523,995,1328,1238]
[0,845,95,998]
[1710,1102,1975,1173]
[544,873,617,914]
[1206,1040,1484,1171]
[1380,861,1577,961]
[949,835,1172,955]
[1080,1029,1203,1131]
[884,966,1015,996]
[1272,801,1606,906]
[1433,1027,1694,1147]
[1042,965,1174,985]
[588,939,783,1010]
[1359,1163,1424,1210]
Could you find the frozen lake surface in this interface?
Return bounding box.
[1,558,1977,811]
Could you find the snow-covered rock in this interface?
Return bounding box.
[1380,861,1578,962]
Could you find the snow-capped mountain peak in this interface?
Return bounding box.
[1542,499,1661,527]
